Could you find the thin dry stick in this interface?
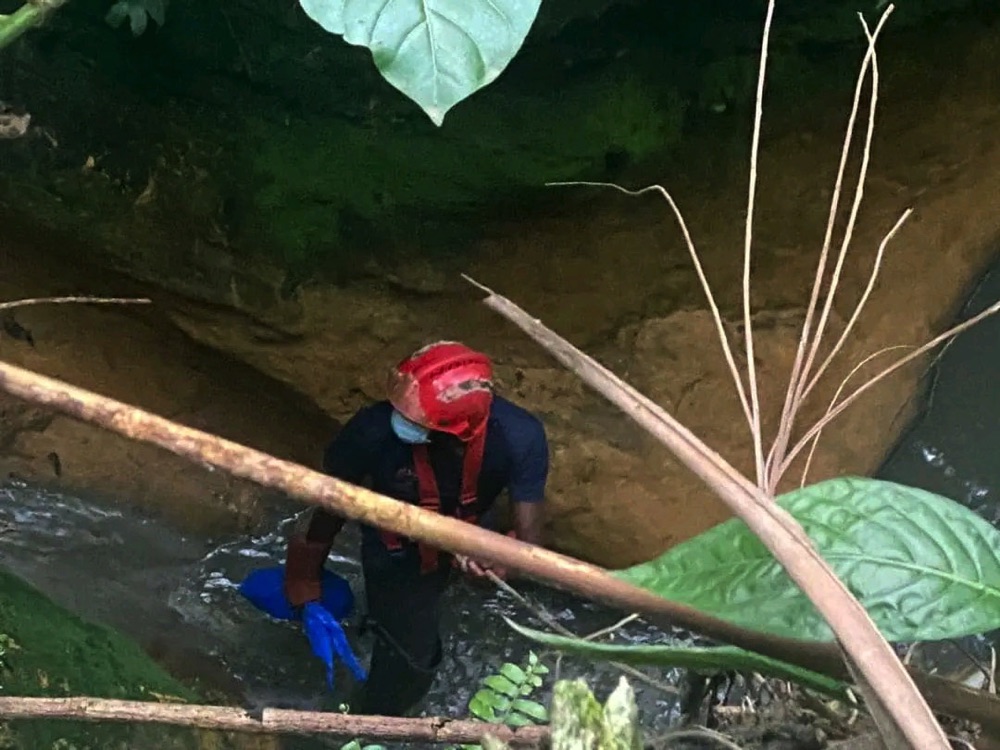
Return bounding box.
[797,209,913,407]
[0,696,548,745]
[585,614,640,641]
[766,6,894,489]
[740,0,777,490]
[799,345,915,487]
[778,296,1000,478]
[0,296,151,311]
[0,359,997,733]
[792,12,887,416]
[462,277,949,750]
[484,570,678,696]
[548,180,753,433]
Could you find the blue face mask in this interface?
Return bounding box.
[391,410,431,445]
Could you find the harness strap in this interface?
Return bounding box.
[380,432,486,573]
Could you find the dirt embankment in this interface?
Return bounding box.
[2,22,1000,569]
[0,246,337,537]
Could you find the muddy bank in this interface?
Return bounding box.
[157,20,1000,568]
[1,9,1000,570]
[0,244,337,537]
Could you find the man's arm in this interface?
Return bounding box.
[284,409,373,606]
[460,413,549,580]
[512,499,544,547]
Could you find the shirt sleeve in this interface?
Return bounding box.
[507,416,550,503]
[321,407,377,484]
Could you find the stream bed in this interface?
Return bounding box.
[0,481,688,749]
[1,251,999,748]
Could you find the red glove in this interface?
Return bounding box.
[283,534,333,608]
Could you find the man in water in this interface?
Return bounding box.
[283,340,549,716]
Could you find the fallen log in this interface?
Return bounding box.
[0,696,550,745]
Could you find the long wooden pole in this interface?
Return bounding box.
[0,697,549,745]
[0,361,998,733]
[465,280,951,748]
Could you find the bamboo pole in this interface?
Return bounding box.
[463,279,953,748]
[0,697,549,745]
[0,361,998,734]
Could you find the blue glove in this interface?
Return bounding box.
[239,566,367,690]
[302,601,368,690]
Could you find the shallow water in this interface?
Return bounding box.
[2,252,999,746]
[0,481,690,748]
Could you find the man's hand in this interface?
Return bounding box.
[454,531,515,581]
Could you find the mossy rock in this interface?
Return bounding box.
[0,568,208,750]
[243,63,686,272]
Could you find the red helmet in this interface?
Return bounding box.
[387,341,494,442]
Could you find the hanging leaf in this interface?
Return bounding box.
[297,0,542,126]
[614,477,1000,643]
[505,619,849,698]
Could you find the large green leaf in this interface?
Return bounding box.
[505,619,849,698]
[298,0,542,126]
[615,477,1000,643]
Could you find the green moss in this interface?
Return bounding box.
[0,568,204,750]
[245,65,684,270]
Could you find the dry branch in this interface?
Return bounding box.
[766,8,894,493]
[0,361,998,733]
[0,359,838,674]
[461,278,947,749]
[0,296,151,311]
[0,696,548,745]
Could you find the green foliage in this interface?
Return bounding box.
[467,651,550,729]
[510,478,1000,700]
[105,0,168,36]
[505,621,849,698]
[0,568,202,749]
[614,477,1000,643]
[483,677,641,750]
[297,0,543,126]
[339,742,386,750]
[246,64,681,269]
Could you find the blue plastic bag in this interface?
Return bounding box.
[239,566,367,688]
[239,565,355,621]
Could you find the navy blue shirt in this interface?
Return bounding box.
[322,396,549,549]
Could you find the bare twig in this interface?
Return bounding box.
[484,570,678,696]
[778,296,1000,478]
[462,278,949,749]
[0,360,997,732]
[796,210,913,409]
[791,12,888,419]
[740,0,777,490]
[799,345,915,487]
[584,614,640,641]
[0,696,548,745]
[0,296,151,311]
[765,7,894,491]
[991,646,997,695]
[546,181,753,432]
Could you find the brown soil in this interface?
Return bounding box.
[3,19,1000,569]
[0,246,337,536]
